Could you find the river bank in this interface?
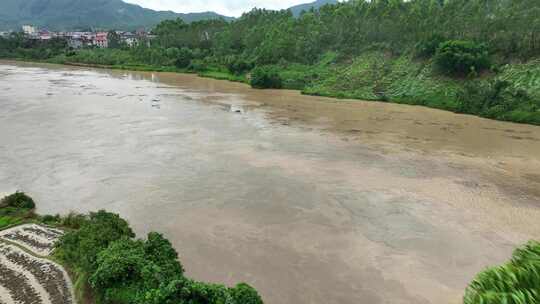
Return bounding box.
[4,49,540,127]
[1,62,539,304]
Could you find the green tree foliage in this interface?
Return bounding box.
[56,210,135,273]
[4,0,540,69]
[188,59,208,72]
[0,192,36,229]
[55,210,263,304]
[230,283,264,304]
[434,40,490,75]
[0,191,36,209]
[143,232,184,278]
[4,0,540,67]
[464,241,540,304]
[60,212,89,229]
[415,34,446,58]
[142,278,264,304]
[153,18,189,48]
[250,66,283,89]
[89,238,148,302]
[0,33,67,60]
[456,78,540,124]
[226,55,253,75]
[107,30,122,49]
[89,234,184,303]
[174,47,194,68]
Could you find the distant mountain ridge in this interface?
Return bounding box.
[289,0,339,16]
[0,0,340,31]
[0,0,231,31]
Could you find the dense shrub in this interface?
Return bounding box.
[56,210,135,273]
[456,81,492,114]
[226,56,253,75]
[435,40,490,76]
[456,79,539,124]
[0,191,36,209]
[174,47,193,68]
[415,34,446,58]
[107,31,122,49]
[464,241,540,304]
[60,212,89,229]
[142,278,264,304]
[40,214,61,224]
[188,59,207,72]
[55,210,263,304]
[250,66,283,89]
[89,234,184,303]
[230,283,264,304]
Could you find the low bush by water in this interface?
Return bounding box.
[1,191,36,209]
[250,66,283,89]
[0,191,36,229]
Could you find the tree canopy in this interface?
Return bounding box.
[55,210,264,304]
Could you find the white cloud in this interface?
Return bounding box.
[122,0,314,17]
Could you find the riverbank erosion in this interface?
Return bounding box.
[1,62,539,304]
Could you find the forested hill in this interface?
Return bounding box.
[0,0,231,31]
[289,0,339,17]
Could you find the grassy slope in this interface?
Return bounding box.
[0,207,35,230]
[303,52,462,106]
[298,52,540,125]
[0,215,23,229]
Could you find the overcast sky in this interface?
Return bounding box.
[123,0,314,17]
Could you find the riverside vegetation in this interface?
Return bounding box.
[0,192,264,304]
[1,192,539,303]
[1,0,540,125]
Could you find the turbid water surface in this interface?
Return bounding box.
[1,61,539,304]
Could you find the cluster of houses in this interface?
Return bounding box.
[18,25,153,49]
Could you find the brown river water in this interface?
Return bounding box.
[1,61,539,304]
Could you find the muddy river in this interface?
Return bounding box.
[1,61,539,304]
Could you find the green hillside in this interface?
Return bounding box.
[289,0,338,17]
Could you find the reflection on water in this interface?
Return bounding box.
[1,62,539,304]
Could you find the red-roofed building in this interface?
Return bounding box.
[94,32,108,48]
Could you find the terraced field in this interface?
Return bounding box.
[0,224,75,304]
